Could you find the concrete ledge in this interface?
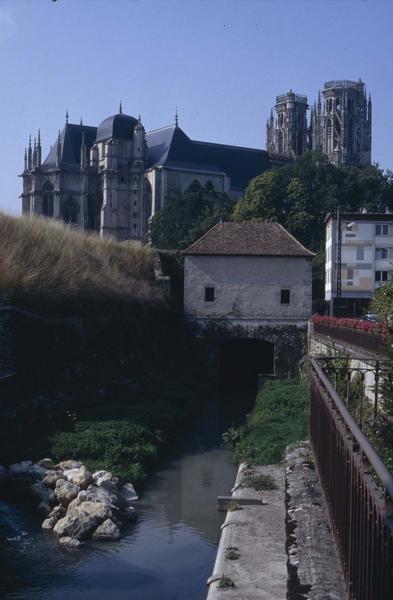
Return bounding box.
[285,442,345,600]
[206,463,287,599]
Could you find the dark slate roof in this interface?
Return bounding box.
[95,113,138,143]
[146,125,271,189]
[44,123,97,166]
[183,222,315,257]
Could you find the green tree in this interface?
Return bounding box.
[232,151,393,299]
[148,181,232,250]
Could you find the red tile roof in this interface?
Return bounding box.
[183,222,314,257]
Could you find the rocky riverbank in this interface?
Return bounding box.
[0,458,138,548]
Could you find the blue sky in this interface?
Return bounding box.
[0,0,392,214]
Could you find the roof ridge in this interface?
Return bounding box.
[182,221,222,254]
[146,124,176,135]
[276,222,315,256]
[192,139,264,153]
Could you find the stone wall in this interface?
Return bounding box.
[0,307,16,379]
[197,320,308,380]
[184,255,312,324]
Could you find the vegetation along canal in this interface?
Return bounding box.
[0,390,255,600]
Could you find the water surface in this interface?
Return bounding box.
[0,391,254,600]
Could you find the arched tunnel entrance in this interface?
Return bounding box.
[219,338,274,390]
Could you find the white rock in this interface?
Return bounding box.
[92,470,113,486]
[118,483,138,507]
[78,484,119,509]
[55,479,80,507]
[63,465,92,489]
[53,501,112,540]
[92,519,120,541]
[42,470,63,488]
[42,516,57,530]
[37,458,56,470]
[48,505,65,519]
[59,536,82,548]
[59,460,82,471]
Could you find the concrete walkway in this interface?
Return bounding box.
[206,463,287,599]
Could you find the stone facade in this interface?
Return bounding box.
[184,255,313,326]
[267,79,372,166]
[22,111,276,242]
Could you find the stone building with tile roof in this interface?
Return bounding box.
[183,221,314,326]
[21,109,289,242]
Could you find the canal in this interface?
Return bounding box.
[0,390,255,600]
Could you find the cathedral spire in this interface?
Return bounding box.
[175,107,178,127]
[119,101,123,114]
[80,116,83,126]
[37,129,42,166]
[24,148,27,171]
[33,138,37,168]
[28,134,32,170]
[80,131,86,168]
[56,130,62,167]
[66,109,69,125]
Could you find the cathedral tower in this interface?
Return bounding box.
[266,90,309,157]
[312,79,371,166]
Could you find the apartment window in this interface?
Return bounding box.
[347,269,353,280]
[281,289,290,304]
[204,287,215,302]
[376,224,389,236]
[376,247,388,259]
[356,246,365,260]
[133,212,137,219]
[375,271,388,282]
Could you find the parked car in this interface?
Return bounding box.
[360,313,378,323]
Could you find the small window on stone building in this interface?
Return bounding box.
[204,287,215,302]
[347,269,353,280]
[356,246,365,260]
[281,289,290,304]
[133,212,137,218]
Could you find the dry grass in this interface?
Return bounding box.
[0,212,164,314]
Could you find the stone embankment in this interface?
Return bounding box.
[0,459,138,548]
[207,443,345,599]
[207,462,287,599]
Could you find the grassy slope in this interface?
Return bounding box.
[0,212,163,314]
[226,378,310,465]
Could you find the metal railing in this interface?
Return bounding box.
[310,358,393,600]
[313,321,386,354]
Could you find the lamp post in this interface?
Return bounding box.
[330,209,355,317]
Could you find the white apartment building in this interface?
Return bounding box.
[325,211,393,302]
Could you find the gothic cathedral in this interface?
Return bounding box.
[267,79,372,166]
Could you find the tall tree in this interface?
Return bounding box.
[148,181,232,250]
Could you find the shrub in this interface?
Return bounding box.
[226,378,310,465]
[51,420,158,482]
